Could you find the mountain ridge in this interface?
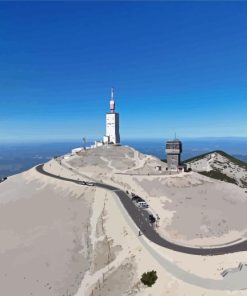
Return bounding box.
[185,150,247,169]
[185,150,247,188]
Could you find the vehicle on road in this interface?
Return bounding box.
[137,201,149,208]
[149,214,156,224]
[132,195,149,208]
[86,181,95,186]
[78,181,87,185]
[132,196,142,202]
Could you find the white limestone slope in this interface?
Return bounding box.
[0,165,94,296]
[59,146,247,294]
[186,151,247,187]
[67,144,168,177]
[2,146,247,296]
[63,145,247,248]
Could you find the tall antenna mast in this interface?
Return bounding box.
[110,87,115,113]
[111,87,114,99]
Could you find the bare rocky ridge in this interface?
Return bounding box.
[185,151,247,188]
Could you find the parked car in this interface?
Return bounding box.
[78,181,86,185]
[132,196,142,202]
[149,214,156,223]
[137,201,149,208]
[132,195,149,208]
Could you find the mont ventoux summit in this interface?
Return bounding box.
[1,88,247,296]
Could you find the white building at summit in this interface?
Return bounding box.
[103,88,120,144]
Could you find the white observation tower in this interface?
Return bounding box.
[104,88,120,144]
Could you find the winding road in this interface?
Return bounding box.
[36,164,247,256]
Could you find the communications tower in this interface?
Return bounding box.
[104,88,120,144]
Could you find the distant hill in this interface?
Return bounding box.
[185,150,247,188]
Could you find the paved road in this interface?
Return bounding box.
[36,164,247,256]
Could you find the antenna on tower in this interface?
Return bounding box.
[109,87,115,113]
[111,87,114,99]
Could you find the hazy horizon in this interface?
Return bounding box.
[1,136,247,144]
[1,137,247,178]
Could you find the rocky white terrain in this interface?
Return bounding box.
[1,145,247,296]
[63,145,247,248]
[185,151,247,188]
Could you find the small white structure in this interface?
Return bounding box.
[103,135,110,144]
[71,147,83,155]
[105,88,120,144]
[155,165,162,171]
[95,140,103,147]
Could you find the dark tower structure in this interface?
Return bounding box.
[166,139,182,171]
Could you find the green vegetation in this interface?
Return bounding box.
[198,170,237,185]
[185,150,247,187]
[217,151,247,170]
[241,179,247,188]
[185,150,247,170]
[141,270,158,287]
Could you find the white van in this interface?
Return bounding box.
[136,201,148,208]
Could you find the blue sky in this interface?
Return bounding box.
[0,2,247,142]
